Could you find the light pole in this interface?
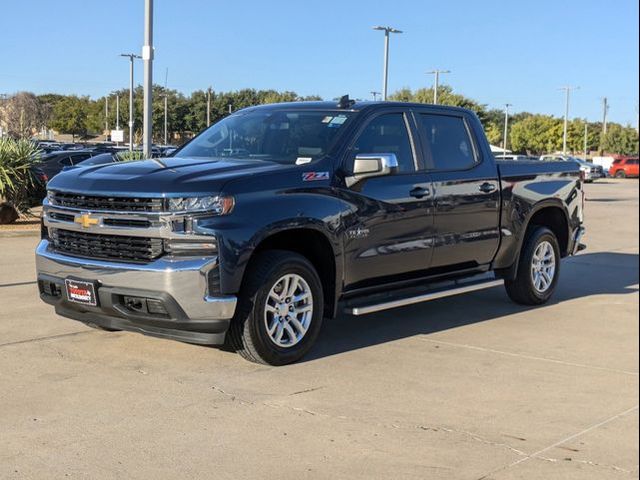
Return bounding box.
[583,122,588,160]
[371,91,381,101]
[207,87,212,126]
[120,53,141,151]
[163,95,168,145]
[559,86,579,155]
[142,0,154,158]
[372,26,402,101]
[115,94,120,146]
[503,103,512,158]
[602,97,609,135]
[427,69,450,104]
[104,97,109,141]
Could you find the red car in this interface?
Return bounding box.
[609,157,639,178]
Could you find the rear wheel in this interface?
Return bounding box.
[615,170,627,178]
[227,250,324,365]
[505,226,560,305]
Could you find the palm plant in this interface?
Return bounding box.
[0,138,42,223]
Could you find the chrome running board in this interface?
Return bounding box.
[344,277,504,316]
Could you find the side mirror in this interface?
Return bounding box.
[346,153,399,187]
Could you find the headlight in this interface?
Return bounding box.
[167,196,234,214]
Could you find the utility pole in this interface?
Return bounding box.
[142,0,154,157]
[104,97,109,141]
[120,53,141,151]
[206,87,212,126]
[503,103,512,158]
[559,86,579,155]
[427,70,451,104]
[372,26,402,101]
[228,104,232,115]
[602,97,609,135]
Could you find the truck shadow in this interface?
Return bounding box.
[306,252,639,362]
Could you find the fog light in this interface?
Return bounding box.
[146,299,169,315]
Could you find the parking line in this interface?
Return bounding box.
[0,280,37,288]
[479,405,639,479]
[420,337,639,376]
[0,330,92,349]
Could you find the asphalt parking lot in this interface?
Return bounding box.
[1,179,638,480]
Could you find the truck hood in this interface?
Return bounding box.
[47,157,285,196]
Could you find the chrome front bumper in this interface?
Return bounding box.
[35,240,237,345]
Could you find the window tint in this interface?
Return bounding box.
[71,154,91,163]
[418,114,477,171]
[58,156,73,166]
[352,113,415,173]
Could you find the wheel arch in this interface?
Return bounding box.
[248,226,340,319]
[496,201,571,280]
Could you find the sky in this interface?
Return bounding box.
[1,0,638,125]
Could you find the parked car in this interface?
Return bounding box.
[75,153,119,167]
[36,100,585,365]
[609,157,639,178]
[32,150,100,183]
[495,154,538,161]
[540,155,603,182]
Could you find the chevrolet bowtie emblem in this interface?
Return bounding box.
[74,213,99,229]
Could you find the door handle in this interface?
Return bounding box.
[479,182,497,193]
[410,187,430,199]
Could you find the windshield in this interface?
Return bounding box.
[176,109,354,164]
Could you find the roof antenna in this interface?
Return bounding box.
[337,94,355,109]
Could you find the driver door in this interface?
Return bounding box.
[339,111,435,290]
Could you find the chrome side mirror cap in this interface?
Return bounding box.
[346,153,399,187]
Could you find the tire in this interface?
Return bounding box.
[505,226,561,306]
[615,170,627,178]
[227,250,324,365]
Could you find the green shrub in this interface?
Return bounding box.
[0,138,42,220]
[116,150,147,162]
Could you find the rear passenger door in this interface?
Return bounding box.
[414,111,500,271]
[340,110,435,289]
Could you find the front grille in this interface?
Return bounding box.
[50,192,164,212]
[51,229,163,263]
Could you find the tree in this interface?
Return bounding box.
[0,92,48,138]
[510,115,563,154]
[600,124,639,155]
[49,96,91,141]
[389,85,488,123]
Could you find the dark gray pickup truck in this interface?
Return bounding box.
[36,100,585,365]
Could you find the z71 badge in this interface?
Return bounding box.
[302,172,330,182]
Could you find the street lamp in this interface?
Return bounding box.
[426,69,451,104]
[503,103,512,158]
[372,26,402,101]
[559,86,579,155]
[142,0,154,158]
[120,53,141,151]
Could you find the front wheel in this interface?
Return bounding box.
[505,226,561,305]
[227,250,324,365]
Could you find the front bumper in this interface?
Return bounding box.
[35,240,237,345]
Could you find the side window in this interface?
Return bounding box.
[418,114,478,171]
[352,113,415,173]
[58,156,73,166]
[71,154,91,164]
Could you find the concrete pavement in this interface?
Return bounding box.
[1,179,638,479]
